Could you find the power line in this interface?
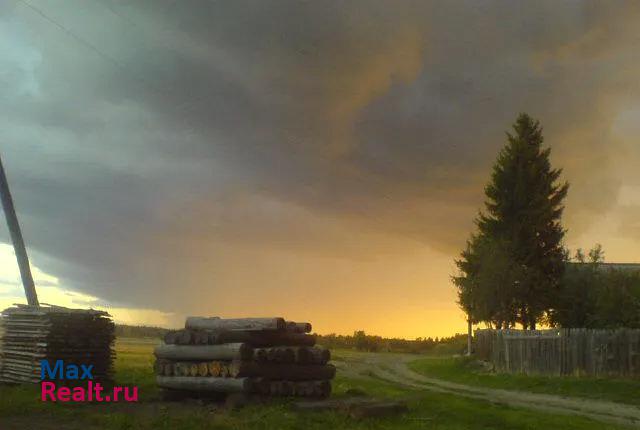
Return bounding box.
[16,0,194,113]
[18,0,125,71]
[14,0,437,248]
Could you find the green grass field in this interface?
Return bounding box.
[409,356,640,407]
[0,338,636,429]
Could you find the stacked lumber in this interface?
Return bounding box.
[0,304,115,384]
[154,317,334,398]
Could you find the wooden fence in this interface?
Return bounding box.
[474,328,640,377]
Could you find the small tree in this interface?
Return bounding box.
[353,330,368,351]
[548,246,602,327]
[551,245,640,329]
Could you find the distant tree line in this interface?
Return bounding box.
[113,324,467,354]
[317,331,468,355]
[115,324,169,338]
[454,114,640,330]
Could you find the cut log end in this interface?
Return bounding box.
[286,321,312,333]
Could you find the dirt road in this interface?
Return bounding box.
[333,353,640,428]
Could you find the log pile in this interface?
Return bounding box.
[0,304,115,384]
[154,317,334,399]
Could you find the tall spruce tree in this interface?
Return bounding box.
[455,113,569,329]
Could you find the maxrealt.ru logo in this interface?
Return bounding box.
[40,360,138,402]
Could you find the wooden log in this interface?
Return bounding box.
[163,329,210,345]
[174,362,189,377]
[267,381,279,396]
[163,331,178,345]
[306,381,321,397]
[197,362,209,377]
[250,377,271,395]
[207,331,219,345]
[255,348,268,362]
[162,387,228,401]
[292,381,305,397]
[295,381,314,397]
[228,362,336,381]
[177,330,192,345]
[286,322,312,333]
[194,330,209,345]
[156,376,251,393]
[349,401,408,419]
[296,347,330,365]
[188,363,199,377]
[219,362,230,378]
[154,343,253,361]
[266,348,278,362]
[291,399,345,412]
[185,317,285,331]
[299,380,330,398]
[279,348,295,363]
[307,381,321,397]
[270,380,284,396]
[292,398,402,413]
[181,363,193,377]
[282,381,295,396]
[207,361,222,377]
[316,380,331,398]
[213,331,316,347]
[254,347,296,363]
[163,363,174,376]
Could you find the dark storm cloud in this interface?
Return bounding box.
[1,0,639,318]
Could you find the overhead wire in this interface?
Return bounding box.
[15,0,460,254]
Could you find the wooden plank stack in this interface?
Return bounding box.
[154,317,334,399]
[0,304,115,383]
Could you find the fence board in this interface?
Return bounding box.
[474,328,640,377]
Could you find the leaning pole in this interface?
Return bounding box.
[0,153,39,306]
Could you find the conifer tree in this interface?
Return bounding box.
[455,113,569,329]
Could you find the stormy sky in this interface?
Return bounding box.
[1,0,639,337]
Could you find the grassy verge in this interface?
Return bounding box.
[409,356,640,406]
[0,339,634,429]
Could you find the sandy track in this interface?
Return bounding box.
[333,354,640,428]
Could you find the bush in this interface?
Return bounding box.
[550,254,640,328]
[115,324,169,339]
[317,331,467,354]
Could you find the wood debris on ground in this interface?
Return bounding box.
[292,398,409,418]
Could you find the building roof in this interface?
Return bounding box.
[568,262,640,272]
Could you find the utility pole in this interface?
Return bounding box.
[466,317,473,356]
[0,154,39,306]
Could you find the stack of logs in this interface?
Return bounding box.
[0,304,115,383]
[154,317,334,399]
